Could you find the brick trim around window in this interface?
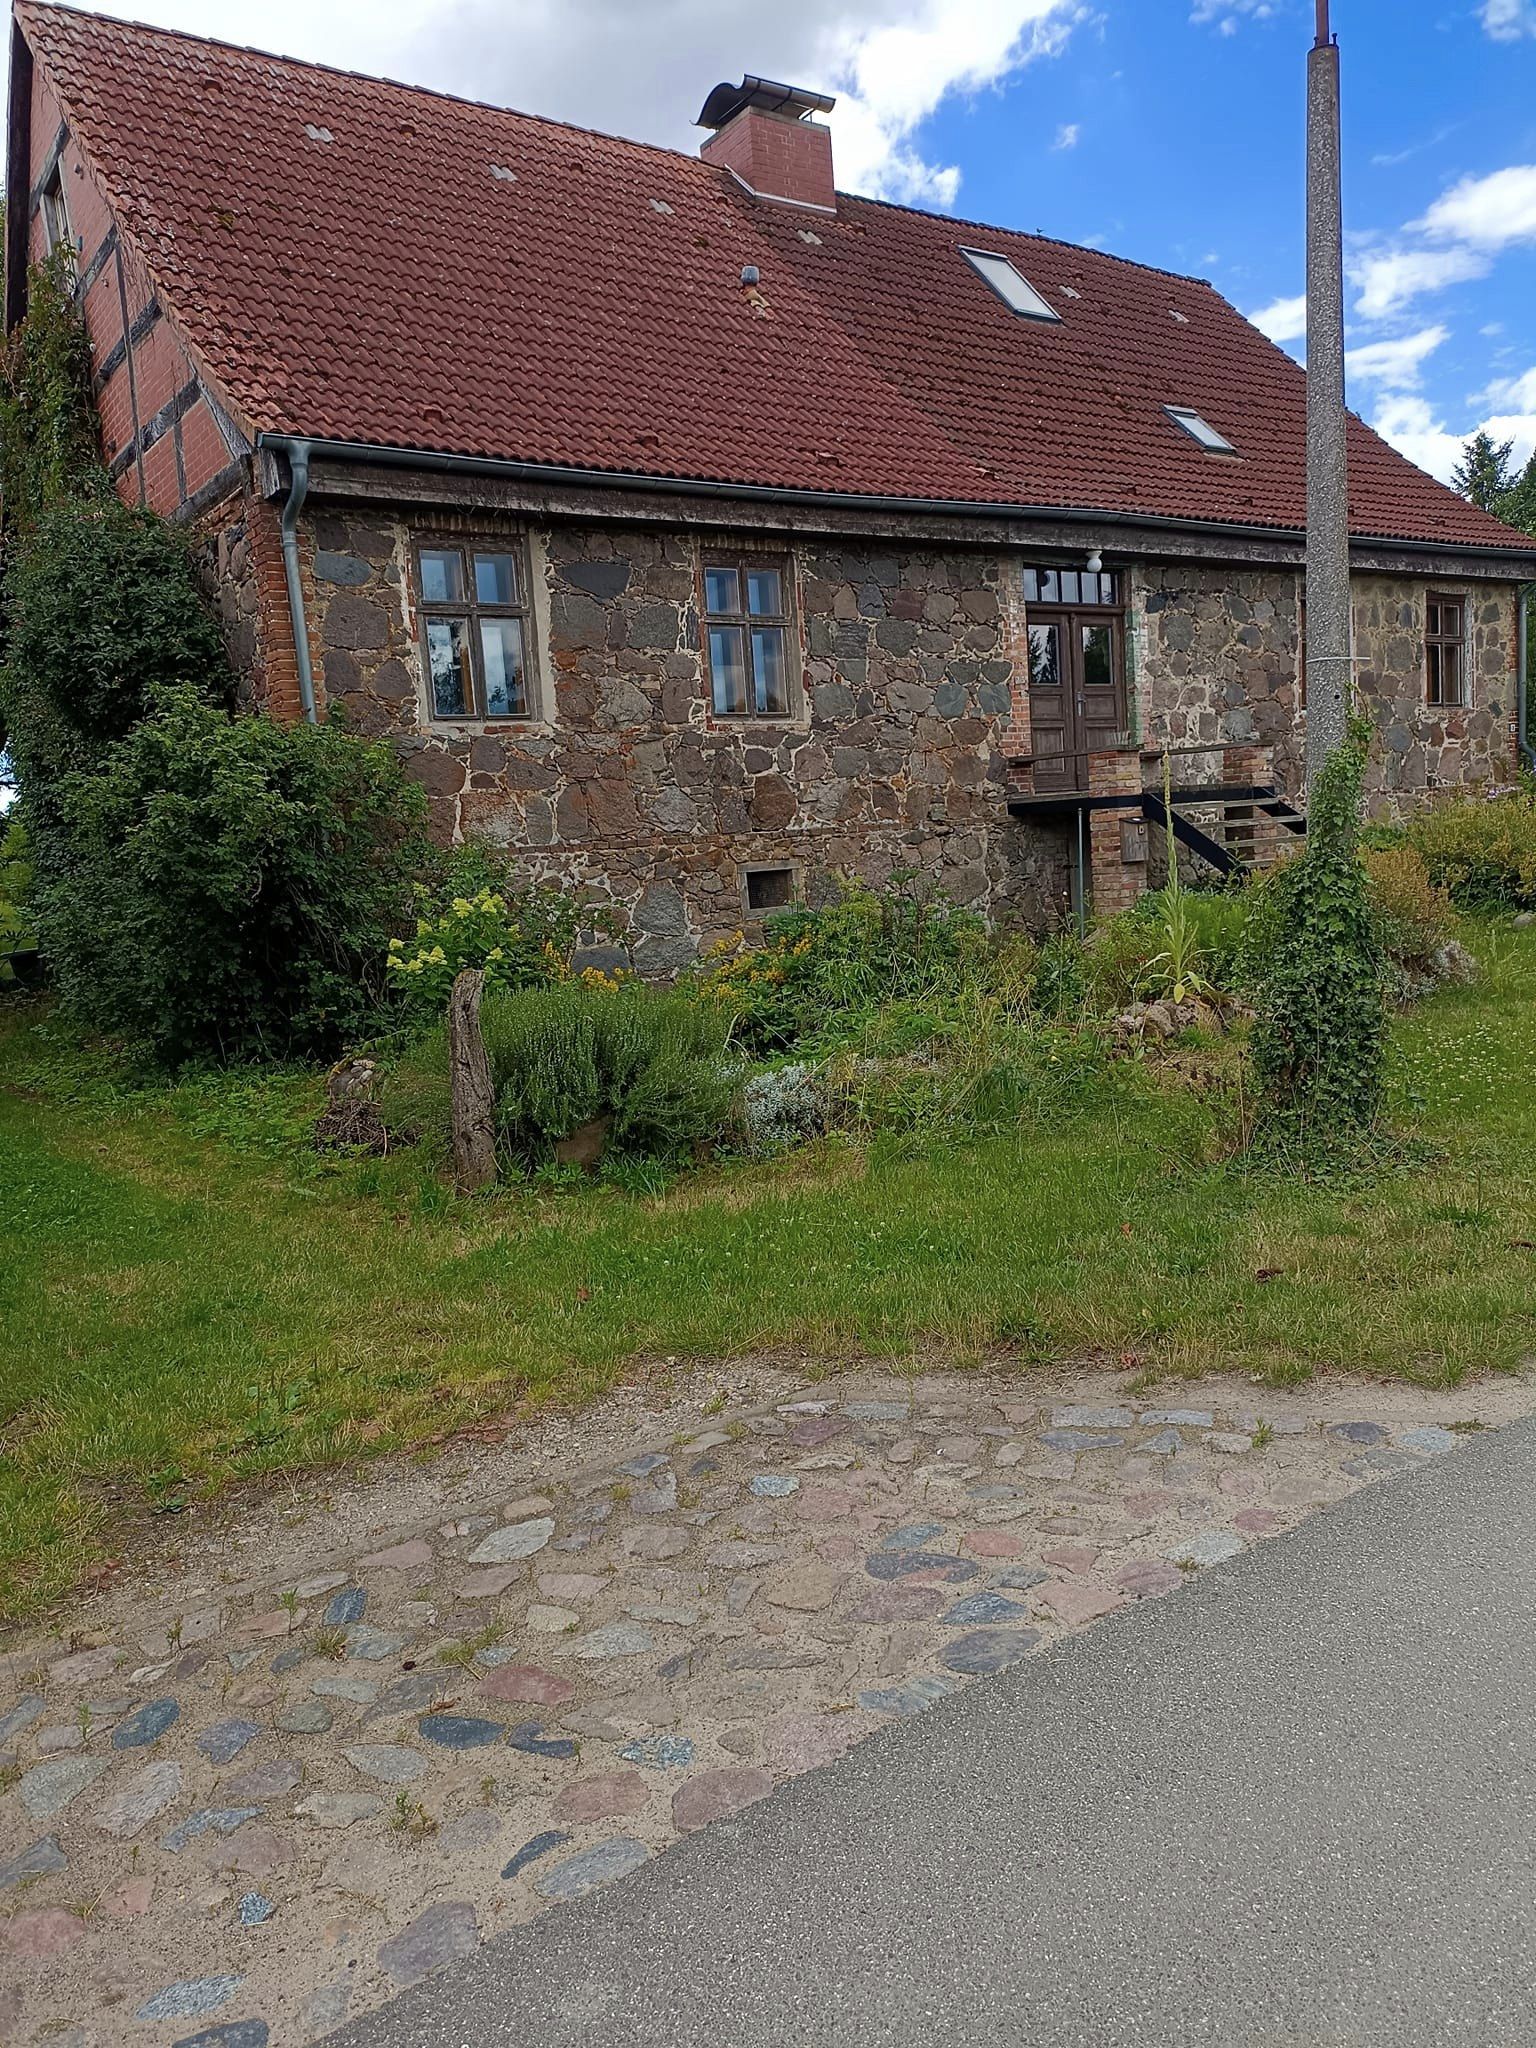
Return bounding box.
[413,536,537,722]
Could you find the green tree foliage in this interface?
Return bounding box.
[0,497,232,796]
[1451,429,1518,514]
[1247,731,1385,1151]
[36,688,430,1064]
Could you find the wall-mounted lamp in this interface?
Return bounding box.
[1085,547,1103,574]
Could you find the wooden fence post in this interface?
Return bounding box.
[448,968,497,1193]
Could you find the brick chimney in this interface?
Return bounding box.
[697,76,837,213]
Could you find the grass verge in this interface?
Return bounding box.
[3,924,1535,1627]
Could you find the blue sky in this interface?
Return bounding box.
[11,0,1535,485]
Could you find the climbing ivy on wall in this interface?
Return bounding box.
[1246,723,1386,1155]
[0,242,104,541]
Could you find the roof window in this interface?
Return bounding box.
[1164,405,1236,454]
[960,247,1061,323]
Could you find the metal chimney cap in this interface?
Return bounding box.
[696,76,836,130]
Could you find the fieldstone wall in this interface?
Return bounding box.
[1133,562,1518,809]
[299,506,1073,965]
[190,490,261,706]
[270,508,1522,959]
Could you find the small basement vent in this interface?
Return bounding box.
[744,865,794,912]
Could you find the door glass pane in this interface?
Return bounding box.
[420,549,465,605]
[480,617,527,717]
[709,625,748,714]
[704,566,740,615]
[426,617,470,716]
[1022,568,1039,604]
[746,568,783,618]
[1081,623,1114,692]
[1028,623,1061,688]
[1059,570,1081,606]
[752,627,789,713]
[1037,569,1060,603]
[474,552,517,606]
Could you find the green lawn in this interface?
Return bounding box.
[4,932,1536,1628]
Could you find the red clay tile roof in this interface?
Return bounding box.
[14,0,1532,553]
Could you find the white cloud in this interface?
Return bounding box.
[6,0,1085,211]
[1372,391,1536,486]
[1052,121,1080,149]
[1478,0,1536,37]
[1247,291,1307,344]
[1478,363,1536,411]
[1350,243,1490,320]
[1345,323,1449,390]
[1417,164,1536,249]
[1189,0,1275,32]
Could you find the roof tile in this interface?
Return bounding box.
[15,0,1529,551]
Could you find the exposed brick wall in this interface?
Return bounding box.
[699,109,835,211]
[20,68,246,521]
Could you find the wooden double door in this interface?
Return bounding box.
[1026,607,1126,793]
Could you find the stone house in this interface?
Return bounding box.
[8,3,1536,965]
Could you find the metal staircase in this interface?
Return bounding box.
[1141,780,1307,879]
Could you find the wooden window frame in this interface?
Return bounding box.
[1022,564,1120,611]
[700,552,797,719]
[413,535,537,724]
[1425,591,1469,710]
[40,166,71,255]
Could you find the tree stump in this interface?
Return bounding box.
[448,968,498,1193]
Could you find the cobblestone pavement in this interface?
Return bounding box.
[2,1368,1529,2048]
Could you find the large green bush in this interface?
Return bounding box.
[1398,786,1536,910]
[486,981,740,1166]
[0,496,231,778]
[1246,735,1385,1148]
[37,689,430,1063]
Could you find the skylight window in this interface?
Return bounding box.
[960,247,1061,323]
[1164,405,1236,455]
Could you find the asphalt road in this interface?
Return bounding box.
[336,1414,1536,2048]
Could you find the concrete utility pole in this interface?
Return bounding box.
[1304,0,1351,794]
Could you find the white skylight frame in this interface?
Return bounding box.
[1164,405,1237,455]
[960,246,1062,324]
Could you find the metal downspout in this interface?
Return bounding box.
[278,440,317,723]
[1519,582,1535,771]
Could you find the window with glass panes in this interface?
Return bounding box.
[702,558,793,716]
[415,541,533,721]
[1425,593,1468,708]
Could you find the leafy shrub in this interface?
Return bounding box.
[386,843,627,1015]
[1399,787,1536,910]
[694,872,1025,1054]
[741,1062,828,1155]
[37,689,430,1064]
[1362,844,1457,976]
[1246,734,1385,1149]
[1,496,231,769]
[486,982,741,1165]
[0,820,34,984]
